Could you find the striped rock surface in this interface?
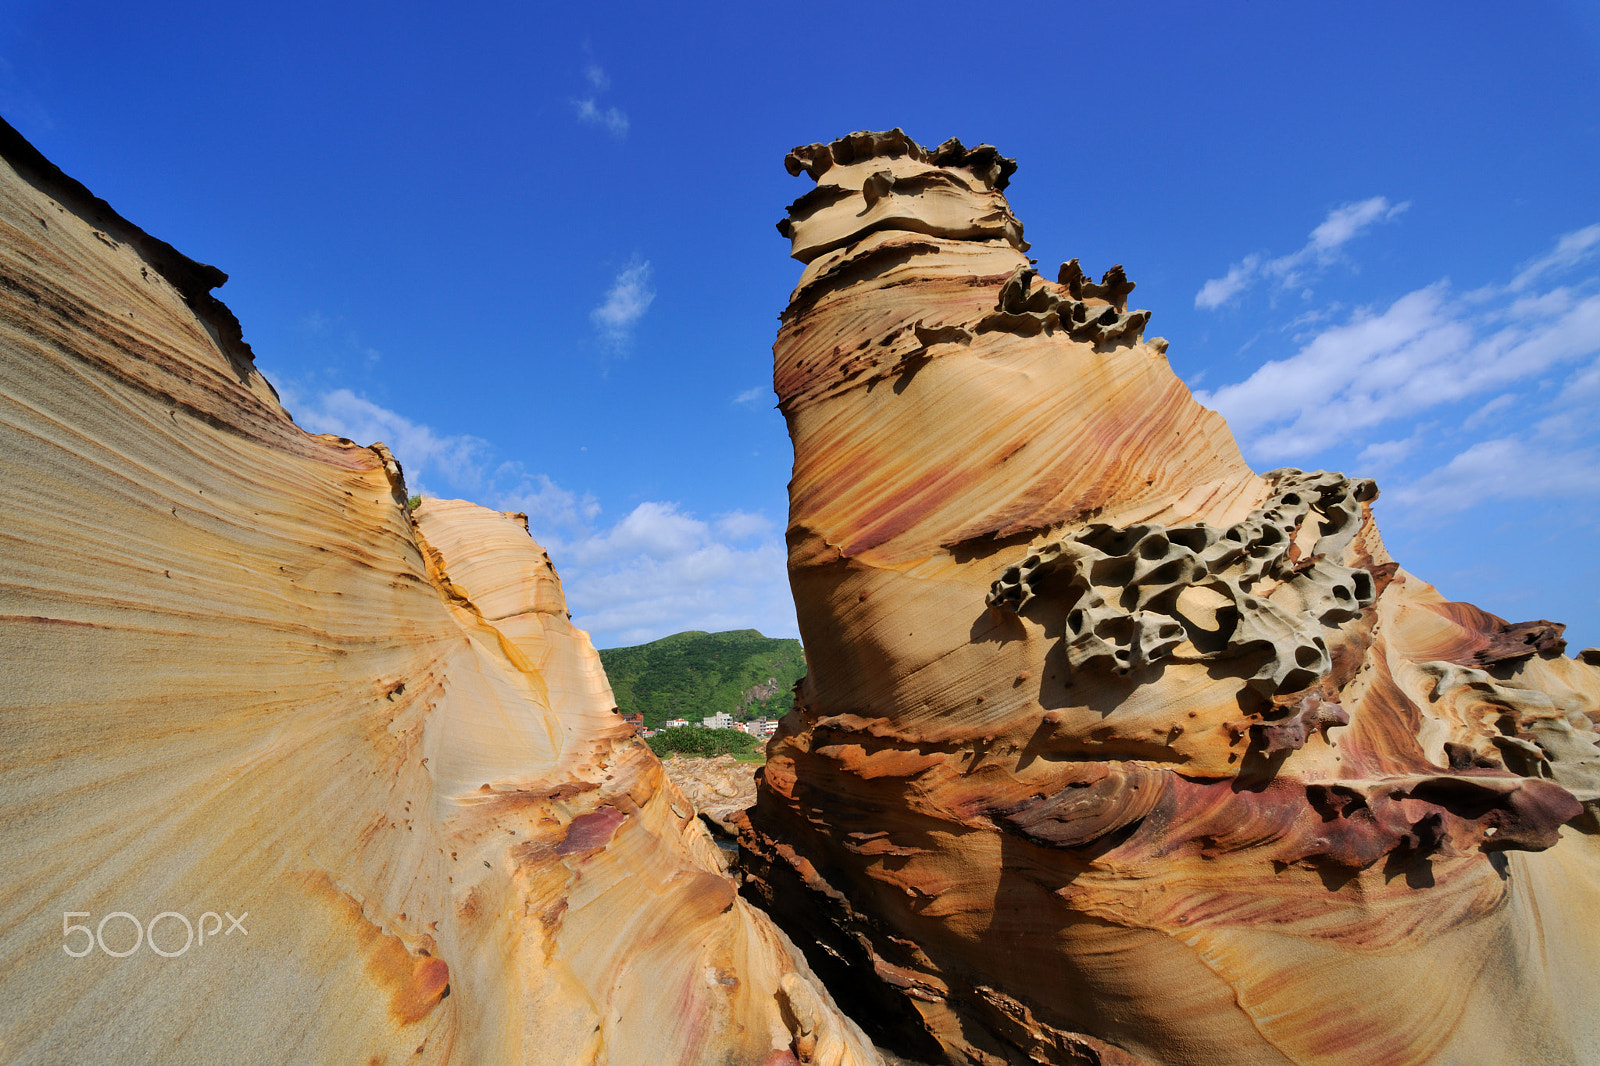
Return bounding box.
[740,129,1600,1066]
[0,117,881,1066]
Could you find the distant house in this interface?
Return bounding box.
[618,711,644,734]
[701,712,735,730]
[747,718,778,738]
[664,718,690,729]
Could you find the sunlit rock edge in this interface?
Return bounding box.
[0,116,882,1066]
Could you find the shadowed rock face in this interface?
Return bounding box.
[741,130,1600,1066]
[0,117,882,1066]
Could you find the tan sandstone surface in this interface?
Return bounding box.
[0,117,881,1066]
[739,130,1600,1066]
[661,755,761,837]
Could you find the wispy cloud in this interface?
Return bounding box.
[1195,256,1261,310]
[1385,435,1600,515]
[1194,222,1600,532]
[714,510,773,539]
[1196,281,1600,459]
[1303,198,1407,256]
[281,387,793,647]
[556,502,795,648]
[1196,196,1409,309]
[290,387,491,494]
[572,61,628,138]
[1509,223,1600,292]
[1462,392,1517,430]
[493,467,601,530]
[1356,431,1424,471]
[591,258,655,352]
[573,98,629,138]
[733,386,767,408]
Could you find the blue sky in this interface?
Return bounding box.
[4,2,1598,650]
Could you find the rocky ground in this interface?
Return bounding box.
[659,754,760,835]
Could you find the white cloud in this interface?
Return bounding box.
[1193,224,1600,632]
[1194,280,1600,459]
[1195,197,1408,309]
[277,387,794,648]
[283,390,598,535]
[571,60,628,138]
[1304,197,1408,256]
[1555,353,1600,408]
[1532,352,1600,442]
[494,469,601,531]
[1503,286,1578,320]
[566,500,706,562]
[591,258,655,352]
[1356,434,1422,470]
[1195,256,1260,310]
[1510,223,1600,292]
[733,386,767,408]
[291,387,492,495]
[563,528,794,648]
[1462,392,1518,430]
[573,98,629,138]
[1385,437,1600,515]
[549,501,795,648]
[714,510,773,539]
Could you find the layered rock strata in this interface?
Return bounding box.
[742,130,1600,1066]
[661,754,761,838]
[0,117,881,1066]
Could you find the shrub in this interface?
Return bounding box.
[406,494,422,510]
[646,725,761,759]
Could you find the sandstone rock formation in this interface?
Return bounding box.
[0,117,881,1066]
[661,754,761,838]
[742,129,1600,1066]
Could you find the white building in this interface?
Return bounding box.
[701,712,735,730]
[664,718,690,729]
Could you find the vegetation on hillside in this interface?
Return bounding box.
[598,629,804,731]
[646,725,762,759]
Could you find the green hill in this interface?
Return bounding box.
[598,629,805,730]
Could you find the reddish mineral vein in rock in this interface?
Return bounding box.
[0,117,881,1066]
[742,129,1600,1066]
[555,805,628,855]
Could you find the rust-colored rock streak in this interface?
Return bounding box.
[0,117,880,1066]
[743,129,1600,1066]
